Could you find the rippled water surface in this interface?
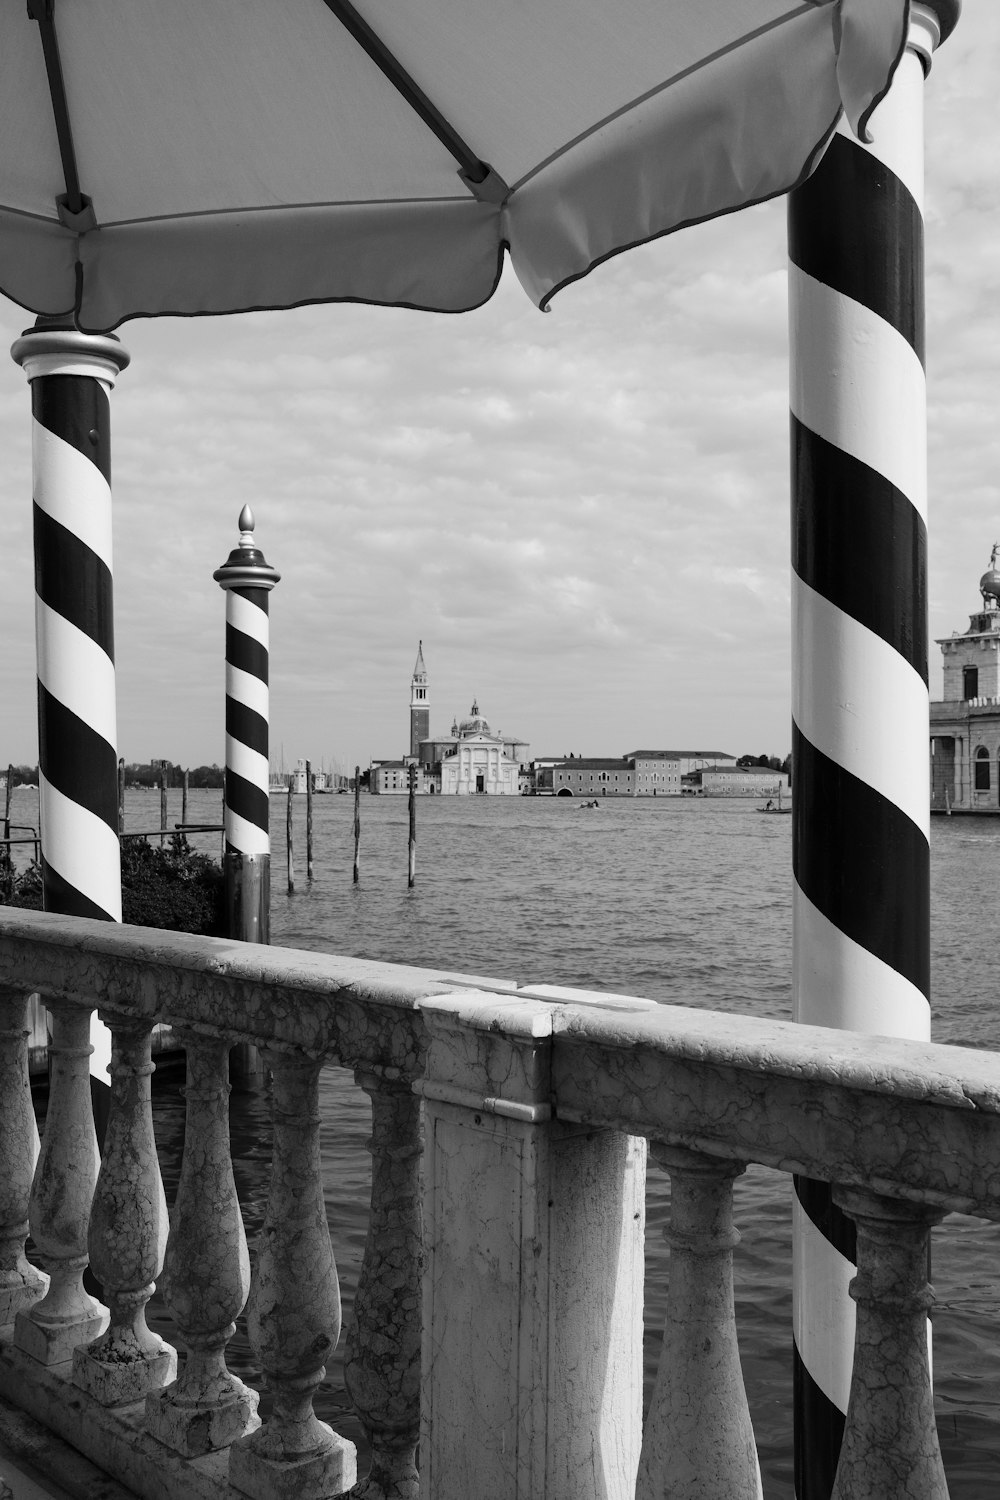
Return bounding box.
[119,791,1000,1491]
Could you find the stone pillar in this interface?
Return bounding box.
[787,4,959,1491]
[636,1145,762,1500]
[229,1053,356,1500]
[344,1070,423,1500]
[146,1033,259,1455]
[15,1003,107,1363]
[73,1016,176,1403]
[0,990,48,1322]
[831,1188,947,1500]
[417,993,645,1500]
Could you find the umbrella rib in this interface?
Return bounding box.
[319,0,508,202]
[26,0,95,230]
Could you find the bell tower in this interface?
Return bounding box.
[410,641,430,757]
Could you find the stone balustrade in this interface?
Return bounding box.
[0,909,998,1499]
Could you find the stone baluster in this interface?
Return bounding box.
[229,1053,356,1499]
[344,1069,423,1500]
[146,1033,260,1453]
[636,1144,762,1500]
[0,990,48,1322]
[15,1002,108,1363]
[831,1187,947,1500]
[73,1015,176,1403]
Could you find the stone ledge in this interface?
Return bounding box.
[0,1328,236,1500]
[0,1392,136,1499]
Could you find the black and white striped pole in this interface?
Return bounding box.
[787,4,959,1496]
[11,321,130,1121]
[214,506,280,946]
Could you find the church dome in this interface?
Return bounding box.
[980,565,1000,606]
[458,699,491,736]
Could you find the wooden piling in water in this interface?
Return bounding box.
[159,767,167,846]
[287,781,295,895]
[353,767,361,884]
[3,764,13,845]
[181,768,189,827]
[408,765,416,888]
[306,759,314,881]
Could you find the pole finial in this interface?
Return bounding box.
[214,506,280,592]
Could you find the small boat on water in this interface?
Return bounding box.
[757,787,791,815]
[577,799,602,809]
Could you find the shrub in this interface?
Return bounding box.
[1,834,225,937]
[0,857,43,910]
[120,834,225,935]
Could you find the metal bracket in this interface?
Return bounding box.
[459,164,510,205]
[56,193,96,232]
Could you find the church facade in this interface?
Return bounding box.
[436,703,524,796]
[369,645,528,794]
[930,550,1000,813]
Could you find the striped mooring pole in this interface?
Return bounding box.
[787,4,959,1495]
[11,321,131,1117]
[214,506,280,947]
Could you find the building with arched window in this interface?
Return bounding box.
[930,550,1000,813]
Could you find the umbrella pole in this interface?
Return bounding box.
[10,321,130,1136]
[214,505,280,1090]
[786,6,955,1496]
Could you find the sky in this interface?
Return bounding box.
[0,5,997,777]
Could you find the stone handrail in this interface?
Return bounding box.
[0,909,998,1499]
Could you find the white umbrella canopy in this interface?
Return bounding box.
[1,0,909,331]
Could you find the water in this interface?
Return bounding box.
[27,787,1000,1492]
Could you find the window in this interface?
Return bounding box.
[975,746,990,791]
[964,666,979,700]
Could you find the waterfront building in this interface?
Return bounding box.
[552,758,633,797]
[700,765,790,798]
[370,760,425,795]
[930,550,1000,813]
[530,758,563,795]
[289,759,330,794]
[548,749,739,797]
[626,749,737,796]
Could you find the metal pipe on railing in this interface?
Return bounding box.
[2,827,41,863]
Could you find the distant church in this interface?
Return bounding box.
[369,643,529,795]
[410,640,430,756]
[930,548,1000,812]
